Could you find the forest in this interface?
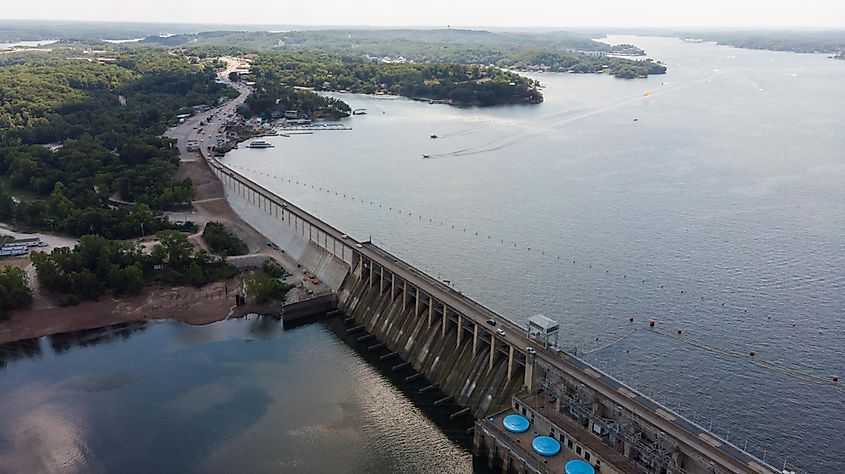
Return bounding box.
[202,222,248,257]
[0,266,31,316]
[273,30,665,79]
[135,28,666,79]
[243,52,543,114]
[31,232,238,303]
[0,51,236,238]
[675,30,845,55]
[239,77,352,120]
[498,48,667,78]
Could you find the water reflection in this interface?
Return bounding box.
[0,338,41,370]
[49,323,146,354]
[0,317,480,473]
[0,324,149,372]
[0,383,92,473]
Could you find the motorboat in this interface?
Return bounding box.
[246,140,274,149]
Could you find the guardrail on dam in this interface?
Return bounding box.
[204,153,781,474]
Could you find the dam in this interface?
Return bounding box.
[202,151,787,474]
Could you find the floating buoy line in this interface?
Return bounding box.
[581,321,842,395]
[226,162,840,393]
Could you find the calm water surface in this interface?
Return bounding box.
[0,319,477,473]
[224,36,845,471]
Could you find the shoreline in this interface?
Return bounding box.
[0,279,277,345]
[316,88,543,108]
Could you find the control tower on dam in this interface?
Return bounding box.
[205,155,787,474]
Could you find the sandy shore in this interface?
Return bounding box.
[0,279,279,344]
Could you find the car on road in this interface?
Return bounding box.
[526,347,536,355]
[496,329,505,337]
[486,318,496,326]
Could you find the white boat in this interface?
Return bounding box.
[246,140,274,149]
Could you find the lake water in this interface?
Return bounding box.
[0,318,480,473]
[224,36,845,471]
[0,39,57,49]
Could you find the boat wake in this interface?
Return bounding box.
[430,69,733,160]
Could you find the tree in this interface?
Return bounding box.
[202,222,248,256]
[31,250,65,292]
[69,270,102,300]
[186,262,206,287]
[156,230,193,269]
[109,264,144,295]
[0,267,33,313]
[150,244,168,264]
[245,275,291,304]
[0,188,13,220]
[262,260,286,278]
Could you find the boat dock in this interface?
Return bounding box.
[278,123,352,132]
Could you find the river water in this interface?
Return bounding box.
[222,36,845,471]
[0,319,480,473]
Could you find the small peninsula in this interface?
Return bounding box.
[240,52,543,116]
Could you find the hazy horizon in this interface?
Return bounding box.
[2,0,845,29]
[4,19,845,32]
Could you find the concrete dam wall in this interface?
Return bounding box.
[337,261,526,418]
[224,184,350,291]
[217,164,528,417]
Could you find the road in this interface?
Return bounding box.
[163,57,329,298]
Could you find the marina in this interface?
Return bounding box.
[278,122,352,131]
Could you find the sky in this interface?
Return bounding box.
[3,0,845,29]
